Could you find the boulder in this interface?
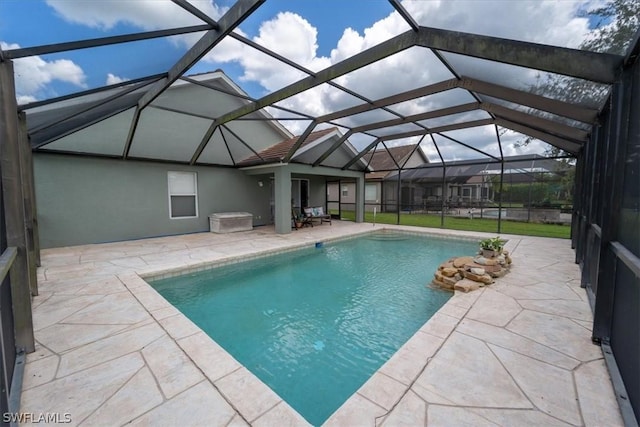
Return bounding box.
[439,262,454,270]
[440,267,458,277]
[463,271,494,284]
[453,256,475,268]
[470,267,486,276]
[465,262,502,273]
[454,279,481,293]
[474,256,499,266]
[435,272,459,286]
[432,278,454,290]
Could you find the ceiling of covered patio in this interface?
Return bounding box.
[2,0,636,172]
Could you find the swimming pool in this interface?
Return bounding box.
[150,231,476,425]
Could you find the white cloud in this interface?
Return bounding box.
[208,0,602,155]
[29,1,602,155]
[45,0,224,30]
[196,0,599,148]
[16,95,38,105]
[106,73,129,85]
[1,41,87,103]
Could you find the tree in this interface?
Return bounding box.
[581,0,640,55]
[517,0,640,155]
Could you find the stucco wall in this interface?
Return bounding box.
[34,153,272,248]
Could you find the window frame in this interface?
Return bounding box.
[167,171,198,219]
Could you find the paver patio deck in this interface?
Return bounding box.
[21,222,623,426]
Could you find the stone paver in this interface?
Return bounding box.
[22,223,623,426]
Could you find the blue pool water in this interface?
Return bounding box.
[150,231,476,425]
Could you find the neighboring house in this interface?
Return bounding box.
[383,154,570,210]
[327,144,428,213]
[30,72,368,248]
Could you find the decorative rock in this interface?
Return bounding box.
[463,271,494,284]
[432,278,454,290]
[474,256,499,266]
[430,249,512,293]
[454,279,481,293]
[435,272,458,287]
[440,267,458,277]
[465,262,502,273]
[453,256,475,268]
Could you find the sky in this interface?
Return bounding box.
[0,0,623,160]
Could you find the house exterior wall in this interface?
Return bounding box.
[34,153,272,248]
[364,182,382,212]
[327,181,357,205]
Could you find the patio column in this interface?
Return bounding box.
[273,166,291,234]
[355,175,364,223]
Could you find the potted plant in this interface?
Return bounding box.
[479,236,504,258]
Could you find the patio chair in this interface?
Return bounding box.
[292,207,313,229]
[303,206,332,225]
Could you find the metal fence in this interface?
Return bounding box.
[573,45,639,425]
[328,157,573,238]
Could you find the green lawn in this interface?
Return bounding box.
[333,211,571,239]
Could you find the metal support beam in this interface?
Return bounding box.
[209,30,419,126]
[428,134,447,228]
[416,26,622,83]
[0,60,35,353]
[30,78,157,136]
[495,118,583,154]
[317,78,458,124]
[498,159,504,234]
[312,130,353,167]
[2,25,213,59]
[460,77,598,123]
[282,121,317,163]
[122,107,142,159]
[495,125,505,234]
[380,118,493,141]
[171,0,219,27]
[389,0,420,32]
[351,102,480,133]
[342,138,381,170]
[436,132,501,162]
[593,72,632,343]
[17,112,38,293]
[137,0,264,110]
[482,102,589,141]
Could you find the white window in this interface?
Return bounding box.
[342,185,349,197]
[168,171,198,219]
[365,184,377,201]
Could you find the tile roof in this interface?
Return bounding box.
[363,144,420,171]
[237,127,337,166]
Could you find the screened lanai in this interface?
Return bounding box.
[1,0,639,424]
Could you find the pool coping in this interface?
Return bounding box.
[27,223,623,426]
[124,226,519,426]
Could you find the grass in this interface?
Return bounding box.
[334,211,571,239]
